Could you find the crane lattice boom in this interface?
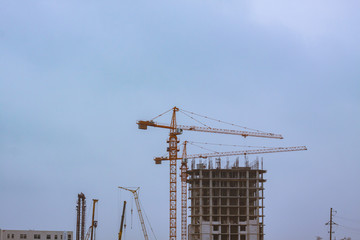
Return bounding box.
[154,146,307,162]
[137,120,283,139]
[118,187,149,240]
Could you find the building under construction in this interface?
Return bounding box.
[188,158,265,240]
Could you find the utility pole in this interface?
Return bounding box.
[325,208,336,240]
[330,208,333,240]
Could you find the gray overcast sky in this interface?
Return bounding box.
[1,1,360,240]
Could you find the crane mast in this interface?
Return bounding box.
[169,107,179,240]
[118,187,149,240]
[180,141,188,240]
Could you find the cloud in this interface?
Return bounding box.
[248,0,357,42]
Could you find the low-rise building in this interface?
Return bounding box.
[0,230,73,240]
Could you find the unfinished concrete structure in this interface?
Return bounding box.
[188,158,265,240]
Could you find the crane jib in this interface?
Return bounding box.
[137,120,283,139]
[153,146,307,163]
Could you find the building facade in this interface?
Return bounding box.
[0,230,73,240]
[188,159,265,240]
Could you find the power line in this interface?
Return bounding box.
[337,224,360,233]
[335,215,360,224]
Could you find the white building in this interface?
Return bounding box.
[0,230,73,240]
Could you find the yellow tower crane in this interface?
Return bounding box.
[137,107,292,240]
[157,141,307,240]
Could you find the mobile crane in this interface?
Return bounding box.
[118,201,126,240]
[118,187,149,240]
